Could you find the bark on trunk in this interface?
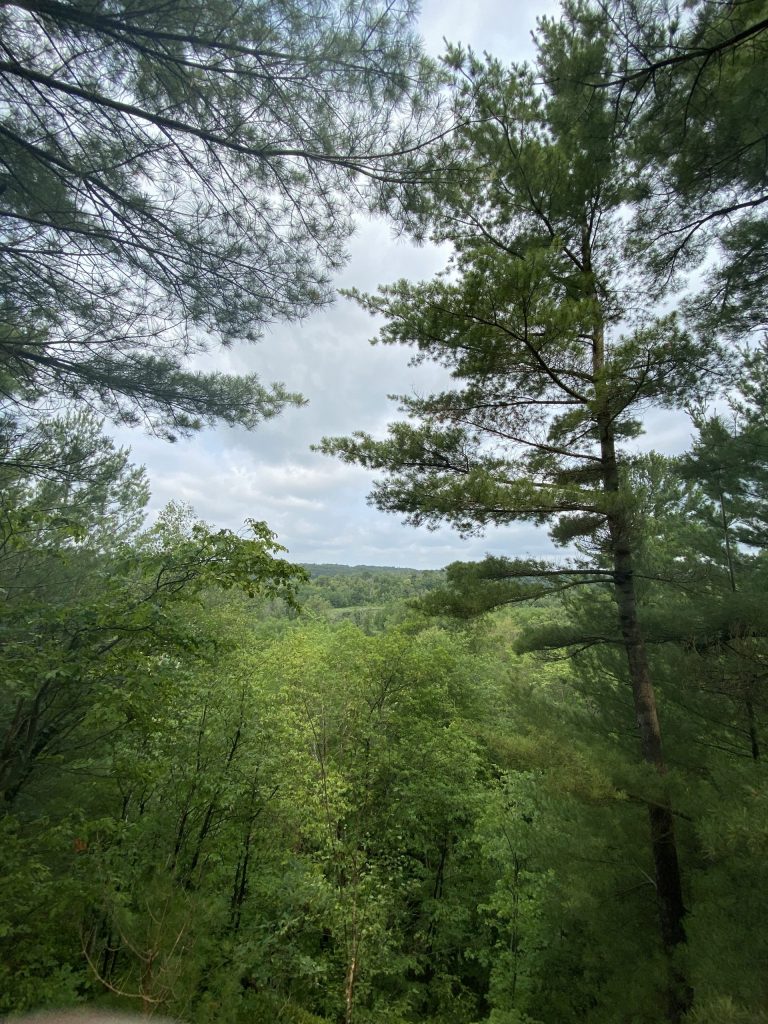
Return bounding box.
[747,699,760,761]
[600,433,691,1020]
[587,253,690,1018]
[610,554,687,946]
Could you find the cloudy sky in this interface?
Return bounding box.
[119,0,692,569]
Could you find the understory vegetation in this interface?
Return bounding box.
[1,438,766,1022]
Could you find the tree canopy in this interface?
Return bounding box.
[602,0,768,332]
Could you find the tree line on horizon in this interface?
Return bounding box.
[0,1,766,1022]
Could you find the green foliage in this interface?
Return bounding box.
[317,7,717,554]
[1,596,500,1022]
[0,413,306,809]
[1,4,767,1024]
[3,514,768,1023]
[609,0,768,333]
[315,6,768,1020]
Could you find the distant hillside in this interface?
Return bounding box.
[301,563,429,578]
[290,564,445,624]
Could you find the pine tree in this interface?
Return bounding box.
[318,7,721,1016]
[0,0,438,435]
[602,0,768,334]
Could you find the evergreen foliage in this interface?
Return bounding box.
[0,0,438,436]
[602,0,768,333]
[318,8,727,1014]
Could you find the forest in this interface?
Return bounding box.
[0,0,766,1022]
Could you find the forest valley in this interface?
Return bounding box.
[1,0,767,1022]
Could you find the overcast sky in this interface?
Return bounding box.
[118,0,692,570]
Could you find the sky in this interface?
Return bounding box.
[116,0,693,570]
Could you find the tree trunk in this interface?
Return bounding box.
[717,497,760,762]
[746,699,760,761]
[344,937,359,1024]
[588,262,690,1018]
[599,424,691,1019]
[609,544,687,950]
